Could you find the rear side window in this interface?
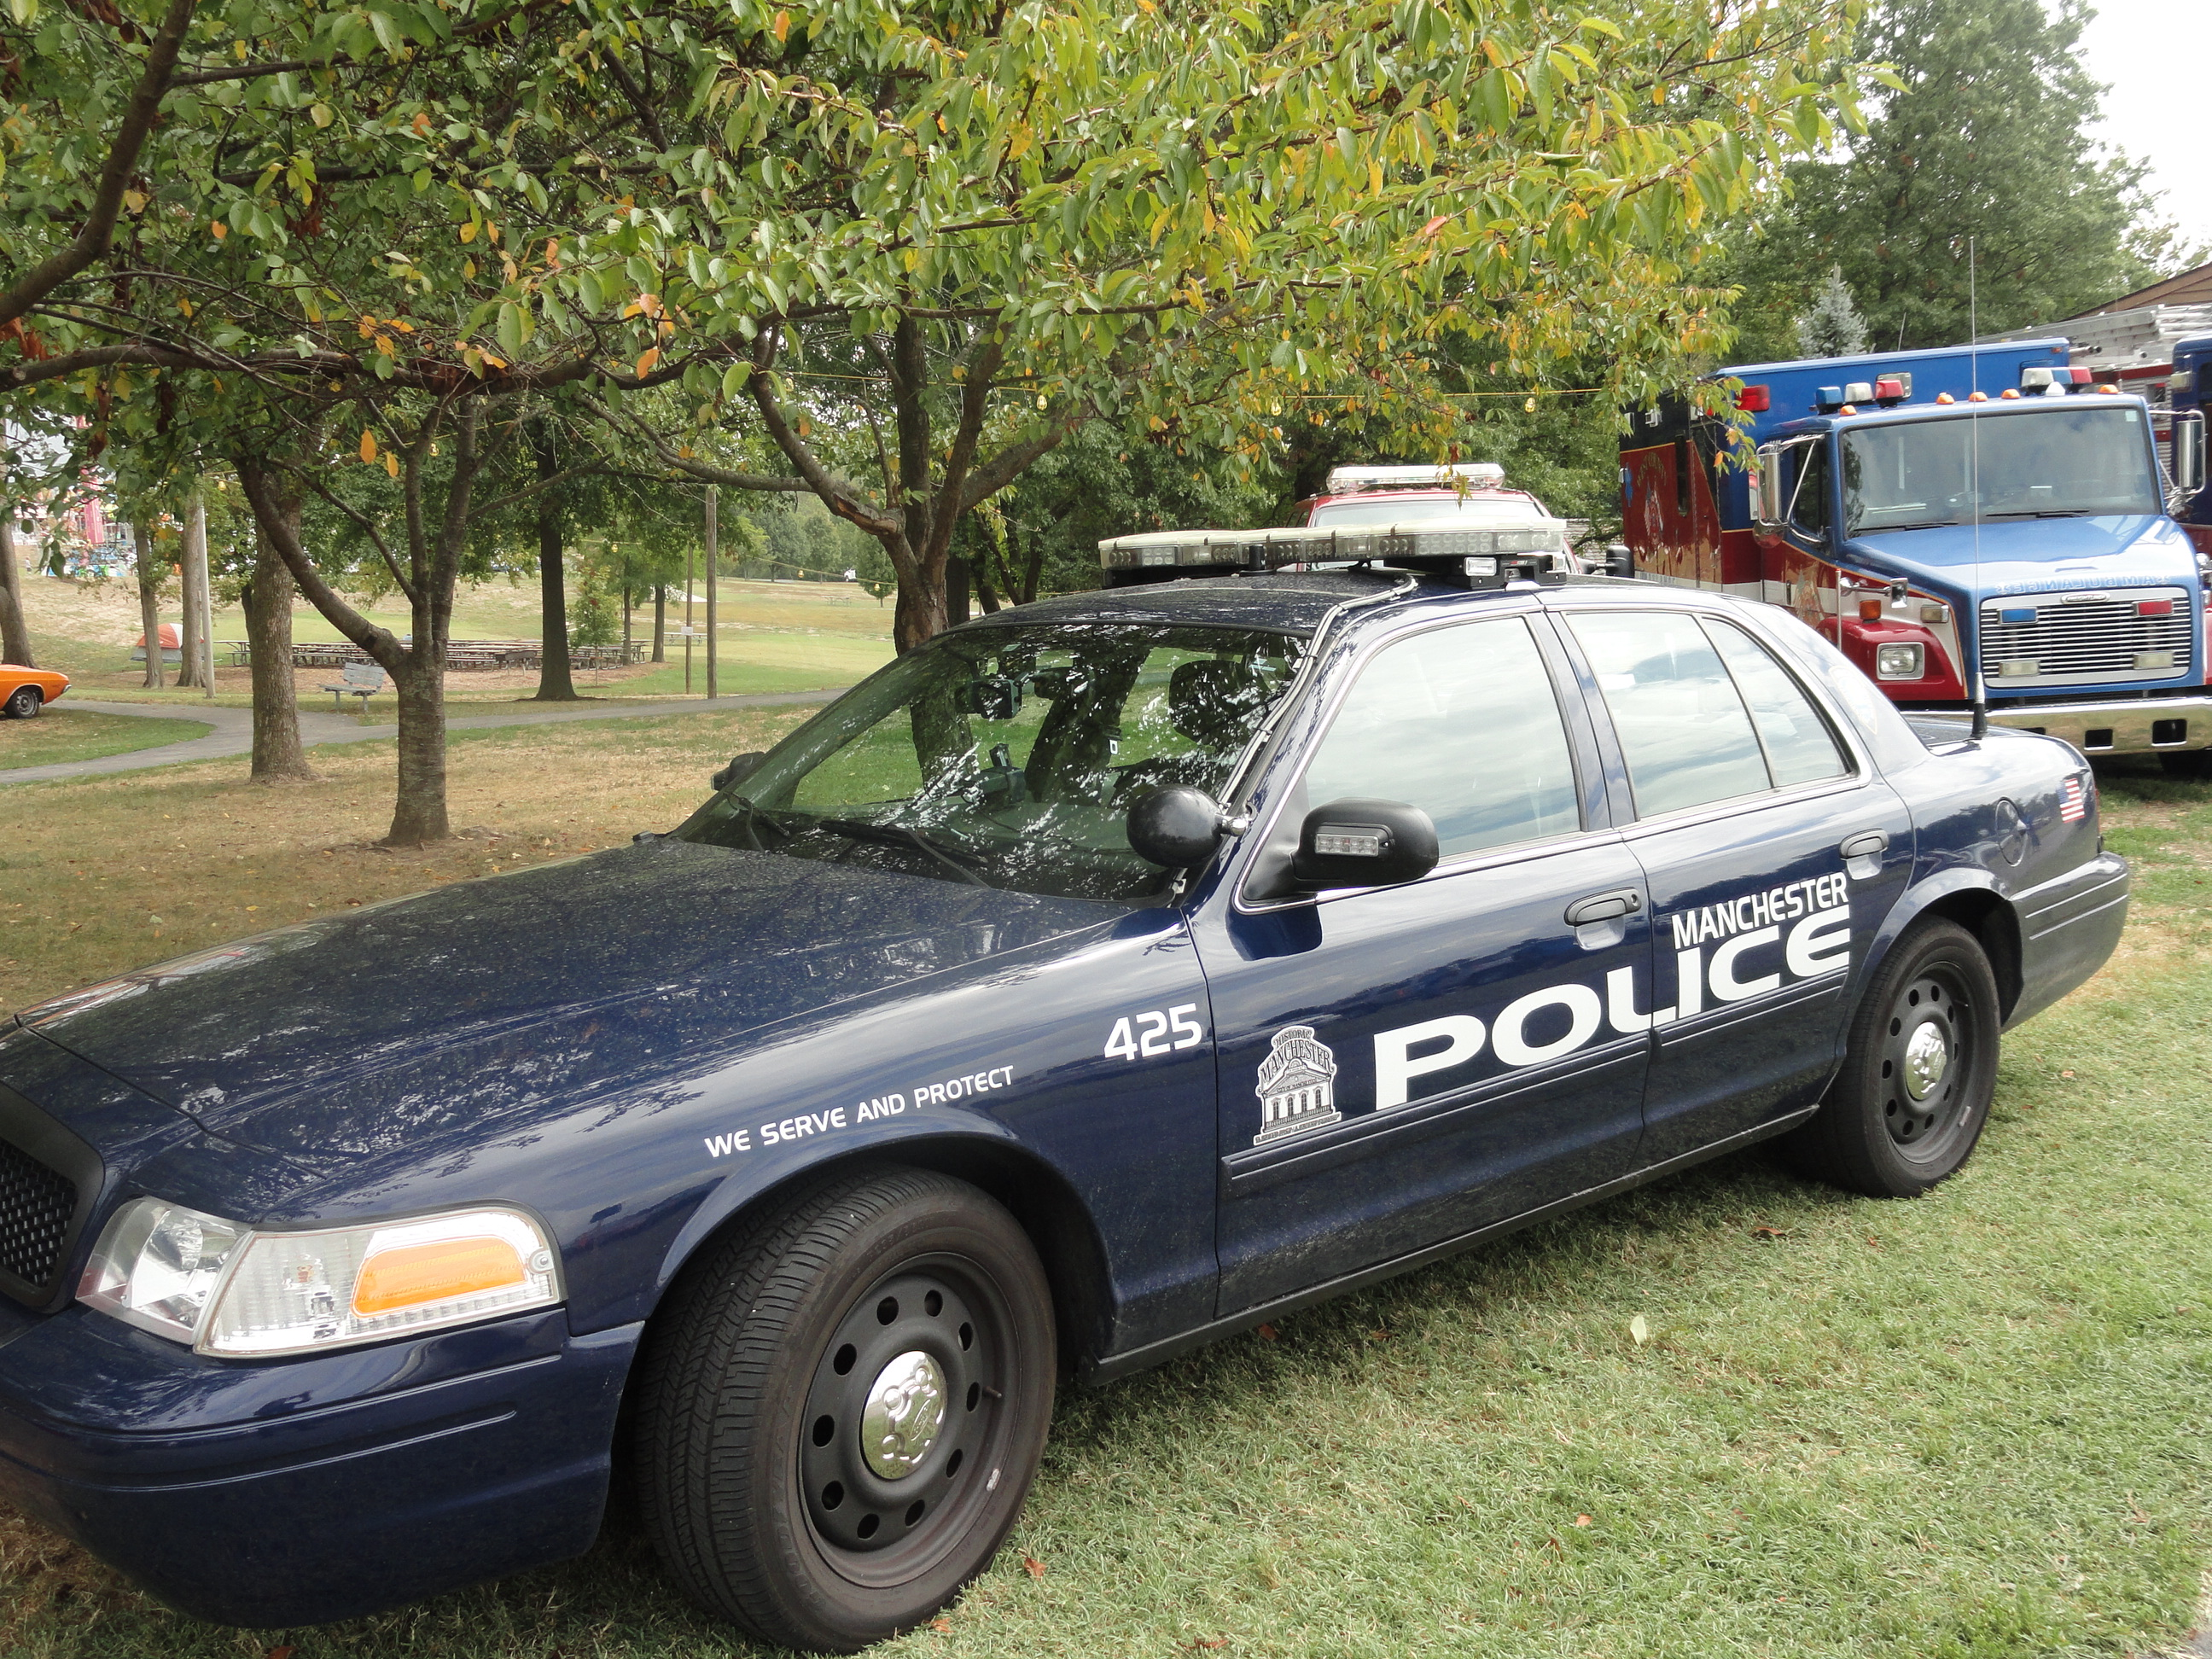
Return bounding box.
[1302,617,1580,858]
[1567,611,1848,817]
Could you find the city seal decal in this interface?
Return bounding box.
[1254,1024,1341,1145]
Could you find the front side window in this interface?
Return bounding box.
[1301,617,1580,859]
[1567,610,1847,818]
[674,623,1303,901]
[1842,405,2160,533]
[1789,443,1830,535]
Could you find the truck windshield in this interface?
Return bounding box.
[672,621,1305,902]
[1841,405,2160,534]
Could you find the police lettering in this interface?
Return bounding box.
[1367,882,1854,1113]
[912,1066,1016,1106]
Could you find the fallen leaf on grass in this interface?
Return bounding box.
[1184,1639,1228,1652]
[929,1616,952,1633]
[1628,1313,1649,1345]
[1254,1323,1278,1341]
[2061,1068,2077,1079]
[1022,1555,1045,1580]
[266,1648,295,1659]
[1574,1514,1592,1527]
[1750,1225,1786,1239]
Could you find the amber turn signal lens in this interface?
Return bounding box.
[352,1236,527,1315]
[1859,597,1884,621]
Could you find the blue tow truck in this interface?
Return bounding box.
[1622,340,2210,769]
[0,526,2128,1650]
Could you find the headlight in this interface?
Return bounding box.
[79,1199,561,1358]
[1875,643,1925,679]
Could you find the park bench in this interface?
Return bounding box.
[321,661,386,712]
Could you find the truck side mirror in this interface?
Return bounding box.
[2177,413,2207,496]
[1753,442,1784,527]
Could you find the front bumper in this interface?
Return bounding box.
[1985,693,2212,755]
[0,1298,639,1626]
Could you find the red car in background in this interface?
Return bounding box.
[1,663,68,719]
[1299,463,1587,571]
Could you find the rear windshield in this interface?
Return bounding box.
[1310,496,1550,528]
[1842,405,2160,534]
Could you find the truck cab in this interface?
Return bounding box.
[1622,340,2212,762]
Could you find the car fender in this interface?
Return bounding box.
[1856,864,2024,1023]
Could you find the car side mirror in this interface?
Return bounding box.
[1127,786,1230,868]
[1753,442,1784,528]
[1604,542,1633,578]
[1289,798,1439,889]
[713,750,766,791]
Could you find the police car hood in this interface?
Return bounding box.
[12,840,1111,1158]
[1842,514,2197,602]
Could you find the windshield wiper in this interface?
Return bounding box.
[1982,509,2091,520]
[1856,518,1961,533]
[807,818,991,888]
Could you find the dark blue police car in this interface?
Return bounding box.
[0,534,2128,1651]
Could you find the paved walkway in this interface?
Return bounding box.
[0,690,841,787]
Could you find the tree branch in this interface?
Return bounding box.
[304,474,419,607]
[0,0,200,331]
[238,453,410,675]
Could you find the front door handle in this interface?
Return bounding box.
[1839,830,1889,860]
[1565,888,1644,927]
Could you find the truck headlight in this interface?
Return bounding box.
[79,1199,560,1358]
[1875,643,1924,679]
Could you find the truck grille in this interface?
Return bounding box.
[1980,588,2192,689]
[0,1136,77,1289]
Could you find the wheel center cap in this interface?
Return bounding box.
[1904,1020,1949,1101]
[859,1349,946,1480]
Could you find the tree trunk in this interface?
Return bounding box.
[652,585,666,661]
[241,487,311,781]
[622,585,632,661]
[890,558,947,655]
[389,658,449,843]
[530,425,577,701]
[133,521,164,689]
[176,490,207,689]
[0,473,32,667]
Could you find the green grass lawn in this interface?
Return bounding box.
[0,707,212,769]
[1,747,2209,1656]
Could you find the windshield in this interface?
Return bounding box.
[1841,405,2160,534]
[1310,495,1551,528]
[672,621,1305,902]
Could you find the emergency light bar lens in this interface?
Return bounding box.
[1313,828,1386,858]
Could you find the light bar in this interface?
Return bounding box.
[1323,463,1505,495]
[1098,517,1568,573]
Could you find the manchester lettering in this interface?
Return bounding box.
[1672,873,1847,952]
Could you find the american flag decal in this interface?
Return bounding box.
[2059,775,2087,824]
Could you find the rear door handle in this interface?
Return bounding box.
[1565,888,1644,927]
[1839,830,1889,860]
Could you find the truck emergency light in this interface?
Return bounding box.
[1874,375,1909,403]
[1737,384,1771,412]
[1323,463,1505,494]
[1843,381,1875,405]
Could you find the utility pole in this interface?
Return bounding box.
[684,541,694,694]
[179,491,212,696]
[705,486,719,701]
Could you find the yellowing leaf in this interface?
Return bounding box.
[635,346,661,377]
[310,102,333,128]
[358,429,377,463]
[459,220,478,243]
[1628,1313,1650,1346]
[382,452,399,479]
[771,9,789,42]
[210,221,227,240]
[121,189,146,214]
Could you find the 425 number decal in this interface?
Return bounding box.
[1104,1004,1205,1062]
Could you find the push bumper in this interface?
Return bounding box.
[0,1299,639,1627]
[1986,693,2212,755]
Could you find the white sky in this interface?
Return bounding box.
[2077,0,2212,260]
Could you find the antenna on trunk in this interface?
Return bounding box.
[1968,236,1988,742]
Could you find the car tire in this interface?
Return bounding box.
[1778,918,2000,1198]
[634,1165,1056,1653]
[3,686,39,719]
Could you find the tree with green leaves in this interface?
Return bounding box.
[1732,0,2181,353]
[1796,265,1870,358]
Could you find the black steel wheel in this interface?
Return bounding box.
[1778,918,2000,1197]
[634,1166,1054,1653]
[2,686,39,719]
